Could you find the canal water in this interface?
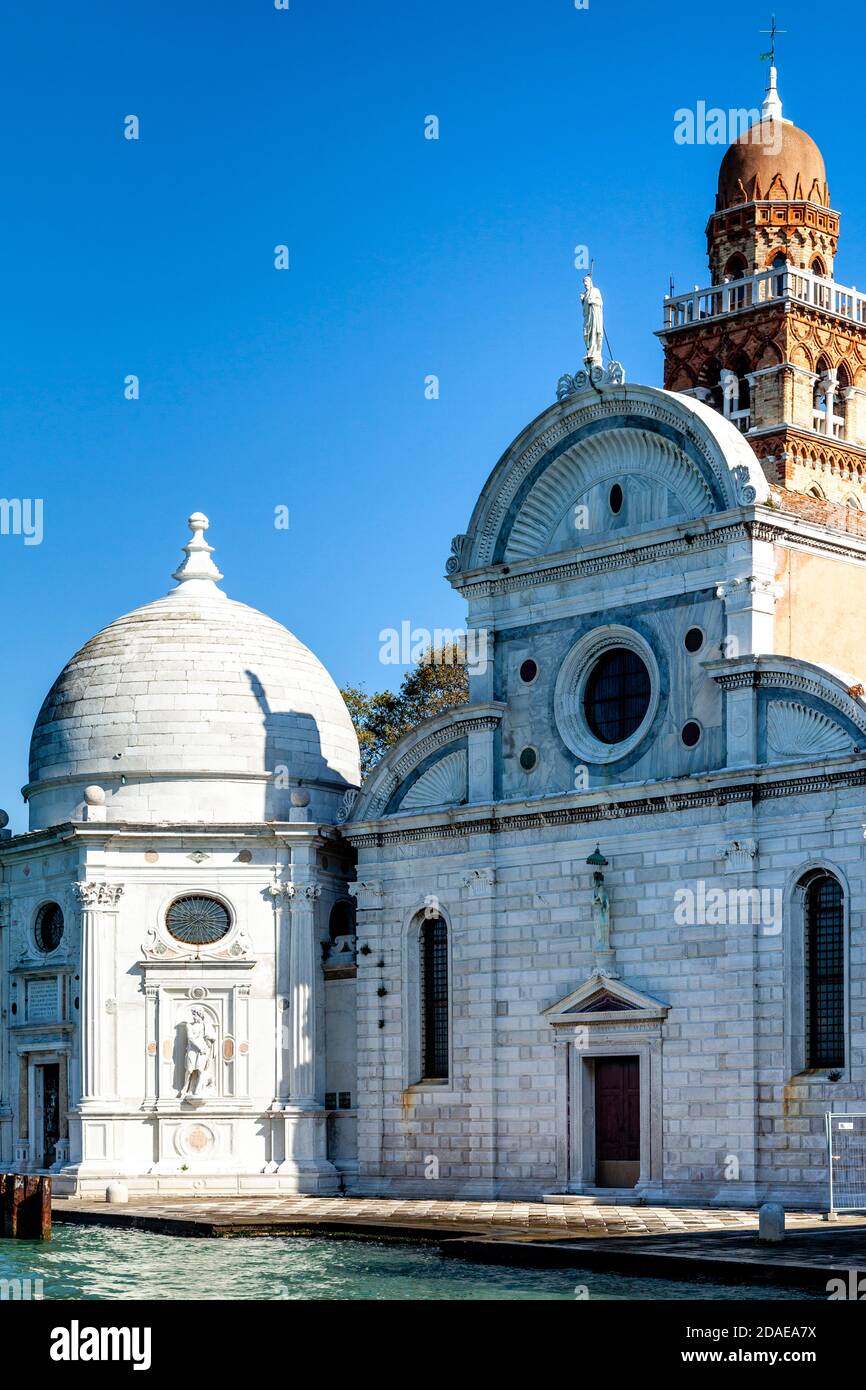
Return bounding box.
[0,1225,820,1300]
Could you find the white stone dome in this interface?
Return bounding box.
[26,514,360,828]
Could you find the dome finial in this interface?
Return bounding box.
[169,511,226,600]
[761,64,785,124]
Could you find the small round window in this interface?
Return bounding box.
[35,902,64,953]
[609,483,624,514]
[684,627,704,654]
[519,658,538,684]
[519,746,538,771]
[584,648,651,745]
[166,896,231,946]
[681,721,702,748]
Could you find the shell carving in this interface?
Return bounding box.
[767,700,852,759]
[504,428,713,562]
[398,750,467,811]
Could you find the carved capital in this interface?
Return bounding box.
[348,880,383,909]
[716,576,783,610]
[73,881,124,908]
[719,839,758,873]
[266,881,296,902]
[302,883,322,902]
[462,867,496,897]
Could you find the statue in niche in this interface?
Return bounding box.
[591,872,611,953]
[586,844,615,969]
[581,275,604,367]
[179,1008,216,1104]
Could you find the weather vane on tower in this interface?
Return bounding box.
[759,13,786,66]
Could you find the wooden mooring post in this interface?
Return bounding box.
[0,1174,51,1240]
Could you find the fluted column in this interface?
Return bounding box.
[72,882,123,1106]
[288,883,321,1107]
[266,881,295,1106]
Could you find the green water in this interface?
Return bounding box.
[0,1225,820,1300]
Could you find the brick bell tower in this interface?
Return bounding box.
[659,64,866,509]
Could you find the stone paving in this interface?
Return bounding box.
[53,1194,861,1241]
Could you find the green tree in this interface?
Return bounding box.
[342,644,469,778]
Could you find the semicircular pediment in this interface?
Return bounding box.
[448,384,769,576]
[504,426,714,561]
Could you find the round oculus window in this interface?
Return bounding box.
[684,627,704,654]
[166,896,231,946]
[583,648,652,745]
[519,658,538,684]
[681,721,702,748]
[609,483,624,515]
[35,902,64,953]
[519,746,538,771]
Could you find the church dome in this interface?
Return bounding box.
[26,514,360,829]
[716,72,828,210]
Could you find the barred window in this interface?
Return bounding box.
[166,895,231,946]
[420,917,449,1080]
[584,648,651,744]
[805,874,844,1069]
[35,902,64,953]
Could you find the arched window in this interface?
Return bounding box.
[723,351,752,430]
[804,873,845,1069]
[420,916,449,1079]
[724,253,748,280]
[771,252,789,298]
[813,356,831,428]
[809,256,831,308]
[730,353,751,411]
[835,363,852,439]
[724,254,749,309]
[329,899,356,942]
[702,358,724,413]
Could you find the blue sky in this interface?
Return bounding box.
[1,0,862,831]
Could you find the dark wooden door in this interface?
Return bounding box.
[41,1064,60,1170]
[595,1056,640,1187]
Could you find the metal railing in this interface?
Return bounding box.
[663,266,866,330]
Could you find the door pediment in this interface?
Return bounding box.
[543,970,669,1027]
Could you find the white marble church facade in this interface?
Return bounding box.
[3,82,866,1207]
[342,381,866,1207]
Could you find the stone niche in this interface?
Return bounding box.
[137,957,257,1172]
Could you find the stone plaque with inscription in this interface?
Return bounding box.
[26,978,58,1024]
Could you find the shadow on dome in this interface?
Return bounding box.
[245,670,355,821]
